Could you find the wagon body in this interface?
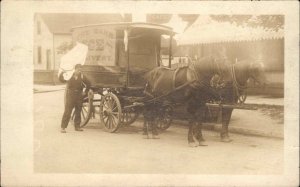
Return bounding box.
[72,22,174,89]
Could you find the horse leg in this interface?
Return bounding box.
[186,101,199,147]
[151,120,159,139]
[220,108,233,142]
[195,106,208,146]
[195,122,208,146]
[151,105,159,139]
[142,107,150,139]
[142,120,150,139]
[187,115,198,147]
[188,123,198,147]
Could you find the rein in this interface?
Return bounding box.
[190,60,200,82]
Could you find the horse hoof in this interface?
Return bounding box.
[198,141,208,146]
[152,135,160,139]
[189,142,198,147]
[221,137,233,142]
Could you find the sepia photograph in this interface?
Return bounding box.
[33,13,284,174]
[1,1,299,186]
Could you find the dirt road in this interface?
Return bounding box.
[34,90,283,174]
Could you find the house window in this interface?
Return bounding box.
[38,46,42,64]
[46,49,51,70]
[37,21,41,35]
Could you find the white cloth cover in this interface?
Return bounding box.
[58,42,88,81]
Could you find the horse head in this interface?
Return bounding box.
[228,59,266,88]
[248,62,268,87]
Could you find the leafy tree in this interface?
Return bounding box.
[210,15,284,31]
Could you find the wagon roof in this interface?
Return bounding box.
[71,22,175,35]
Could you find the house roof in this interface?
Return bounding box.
[39,13,131,34]
[177,16,284,45]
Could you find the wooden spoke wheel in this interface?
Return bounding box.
[100,93,122,133]
[121,108,140,126]
[157,104,173,131]
[79,97,93,127]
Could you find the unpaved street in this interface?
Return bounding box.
[34,90,283,174]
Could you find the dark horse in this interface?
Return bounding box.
[144,56,267,147]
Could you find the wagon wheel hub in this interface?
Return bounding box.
[103,109,112,115]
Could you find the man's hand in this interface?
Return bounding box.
[82,91,87,98]
[88,90,94,100]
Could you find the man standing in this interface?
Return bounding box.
[59,64,91,133]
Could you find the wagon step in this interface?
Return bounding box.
[206,103,258,110]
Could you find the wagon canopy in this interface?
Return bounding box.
[71,22,175,88]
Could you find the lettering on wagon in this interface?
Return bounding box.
[73,27,116,66]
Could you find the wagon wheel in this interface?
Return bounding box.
[157,104,173,131]
[121,107,140,126]
[100,92,122,133]
[70,91,93,128]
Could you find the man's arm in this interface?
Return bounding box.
[58,72,67,83]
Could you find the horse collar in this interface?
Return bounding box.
[231,64,247,90]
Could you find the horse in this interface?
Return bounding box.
[143,56,220,146]
[211,59,267,142]
[144,57,267,146]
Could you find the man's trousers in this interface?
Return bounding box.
[61,89,83,129]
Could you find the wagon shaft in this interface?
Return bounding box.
[206,103,258,110]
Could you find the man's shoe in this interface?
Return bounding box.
[61,128,66,133]
[75,128,83,131]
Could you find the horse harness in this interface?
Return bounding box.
[188,58,248,104]
[230,64,248,104]
[213,63,248,104]
[144,59,248,104]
